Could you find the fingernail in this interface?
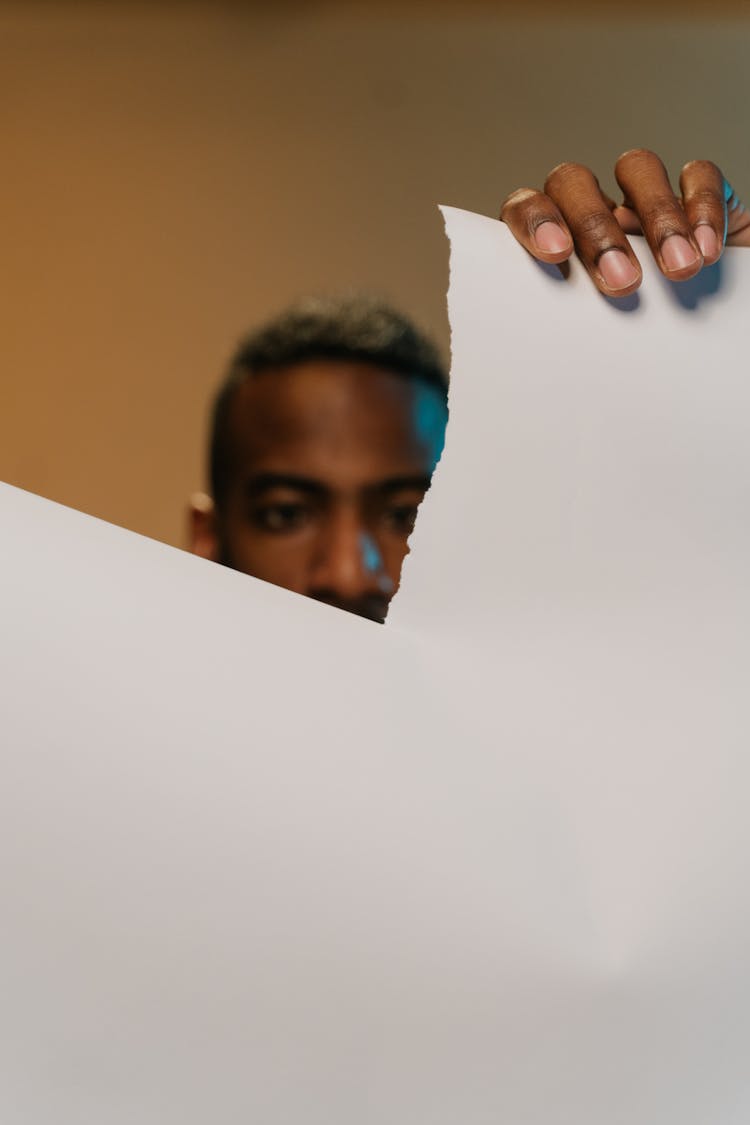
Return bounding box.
[534,221,571,254]
[661,234,700,273]
[598,249,640,291]
[694,224,720,263]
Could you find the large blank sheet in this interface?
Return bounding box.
[2,209,750,1123]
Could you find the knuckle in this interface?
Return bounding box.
[499,187,540,219]
[681,158,722,180]
[544,161,597,194]
[615,146,658,171]
[547,160,587,177]
[680,159,725,198]
[615,149,672,195]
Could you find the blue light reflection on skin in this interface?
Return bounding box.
[361,533,383,574]
[413,382,449,473]
[723,178,747,246]
[354,383,448,596]
[356,381,449,598]
[724,177,733,245]
[359,532,394,594]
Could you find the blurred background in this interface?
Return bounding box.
[1,0,748,549]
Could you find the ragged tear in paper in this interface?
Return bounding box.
[2,209,750,1123]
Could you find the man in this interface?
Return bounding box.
[190,150,750,621]
[189,296,448,623]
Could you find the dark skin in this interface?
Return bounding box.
[191,150,747,620]
[500,149,750,296]
[190,359,447,623]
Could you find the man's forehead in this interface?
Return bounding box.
[226,359,446,467]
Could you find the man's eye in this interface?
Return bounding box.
[252,503,310,533]
[384,504,420,535]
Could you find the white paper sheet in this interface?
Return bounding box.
[2,210,750,1123]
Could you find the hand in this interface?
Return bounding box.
[500,148,750,298]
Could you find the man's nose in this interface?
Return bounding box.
[307,513,394,603]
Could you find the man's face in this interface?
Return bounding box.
[191,360,447,622]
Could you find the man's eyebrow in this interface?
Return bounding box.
[373,475,433,495]
[243,473,433,498]
[244,472,328,497]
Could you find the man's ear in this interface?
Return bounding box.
[188,492,220,562]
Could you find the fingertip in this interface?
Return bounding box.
[533,220,573,259]
[612,204,642,235]
[660,234,703,278]
[597,248,642,295]
[694,223,722,265]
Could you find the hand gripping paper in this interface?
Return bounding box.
[1,209,749,1123]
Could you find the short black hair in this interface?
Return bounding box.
[208,295,448,508]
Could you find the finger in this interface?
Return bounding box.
[544,162,642,296]
[499,188,574,263]
[679,160,726,265]
[615,149,703,280]
[603,190,645,235]
[612,205,642,235]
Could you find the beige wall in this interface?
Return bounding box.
[2,1,749,549]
